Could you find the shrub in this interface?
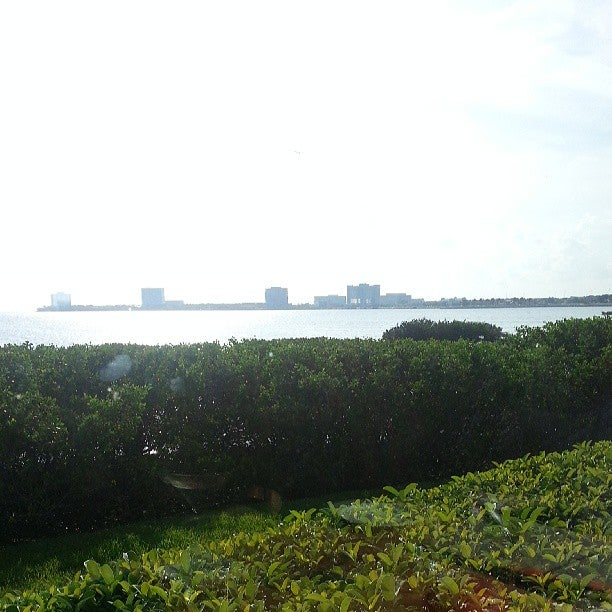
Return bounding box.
[0,317,609,541]
[382,318,504,341]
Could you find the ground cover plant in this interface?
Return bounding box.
[0,441,609,610]
[1,317,609,542]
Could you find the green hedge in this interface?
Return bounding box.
[0,317,610,541]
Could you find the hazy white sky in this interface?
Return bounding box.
[1,0,611,309]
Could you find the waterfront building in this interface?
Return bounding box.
[265,287,289,309]
[347,284,380,307]
[141,288,165,309]
[379,293,425,307]
[314,295,346,308]
[51,292,71,310]
[380,292,412,307]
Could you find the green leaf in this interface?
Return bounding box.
[180,550,191,573]
[306,593,328,602]
[391,544,404,564]
[150,585,168,602]
[355,574,369,590]
[380,574,396,601]
[459,542,471,559]
[439,576,460,595]
[529,506,545,521]
[267,561,281,578]
[579,573,598,591]
[377,552,393,567]
[84,560,101,580]
[245,580,258,600]
[100,564,115,585]
[501,506,512,527]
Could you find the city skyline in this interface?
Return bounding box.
[40,284,611,312]
[1,1,611,312]
[23,279,612,313]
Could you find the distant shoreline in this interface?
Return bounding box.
[37,297,611,313]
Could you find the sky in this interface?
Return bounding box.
[1,0,611,310]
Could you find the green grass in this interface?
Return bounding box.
[0,505,277,596]
[0,489,380,597]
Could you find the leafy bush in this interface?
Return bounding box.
[0,317,609,541]
[512,316,612,357]
[382,318,504,341]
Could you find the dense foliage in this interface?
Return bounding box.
[0,317,610,541]
[382,319,504,342]
[1,441,610,610]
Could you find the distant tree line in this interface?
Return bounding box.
[425,294,612,308]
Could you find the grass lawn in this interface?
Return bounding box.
[0,505,277,596]
[0,489,380,596]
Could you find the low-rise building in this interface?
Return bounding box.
[380,292,412,307]
[314,295,346,308]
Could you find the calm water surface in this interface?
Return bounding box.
[0,307,605,346]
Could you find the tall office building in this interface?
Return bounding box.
[141,288,165,309]
[347,283,380,307]
[265,287,289,309]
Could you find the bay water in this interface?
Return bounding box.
[0,306,605,347]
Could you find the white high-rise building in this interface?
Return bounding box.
[141,288,165,309]
[265,287,289,309]
[50,292,71,310]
